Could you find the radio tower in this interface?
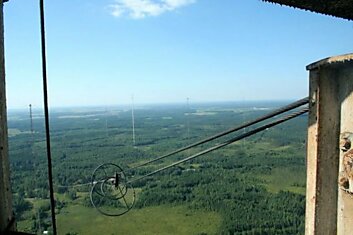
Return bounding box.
[29,104,34,136]
[186,97,190,143]
[131,95,136,146]
[105,107,108,138]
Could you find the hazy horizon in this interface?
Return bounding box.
[5,0,352,108]
[6,98,300,112]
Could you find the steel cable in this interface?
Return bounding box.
[39,0,57,234]
[57,98,309,189]
[57,101,308,216]
[128,108,308,184]
[129,97,308,170]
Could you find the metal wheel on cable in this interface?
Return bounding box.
[90,163,135,216]
[91,163,128,199]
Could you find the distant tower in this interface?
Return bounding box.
[105,107,108,138]
[242,100,245,151]
[131,95,136,146]
[29,104,34,136]
[37,210,42,234]
[186,98,190,143]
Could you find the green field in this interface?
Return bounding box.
[8,128,30,137]
[259,167,306,195]
[57,205,221,235]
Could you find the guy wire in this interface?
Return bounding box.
[128,107,308,184]
[129,97,308,170]
[39,0,57,234]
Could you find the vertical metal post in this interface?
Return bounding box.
[39,0,57,234]
[0,0,14,232]
[305,54,353,235]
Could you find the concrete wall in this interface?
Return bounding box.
[305,54,353,235]
[0,0,14,232]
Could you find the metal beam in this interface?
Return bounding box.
[262,0,353,21]
[0,0,15,233]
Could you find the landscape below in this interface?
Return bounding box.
[8,101,307,235]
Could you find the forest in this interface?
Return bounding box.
[7,100,307,235]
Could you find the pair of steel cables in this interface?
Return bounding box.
[88,97,309,216]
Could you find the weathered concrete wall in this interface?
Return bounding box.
[305,54,353,235]
[336,60,353,235]
[0,0,14,232]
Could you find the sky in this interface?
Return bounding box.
[3,0,353,108]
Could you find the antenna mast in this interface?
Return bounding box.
[29,104,34,136]
[131,95,136,146]
[105,107,108,138]
[186,97,190,143]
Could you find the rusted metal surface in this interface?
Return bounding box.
[305,53,353,235]
[339,133,353,192]
[340,149,353,192]
[262,0,353,21]
[305,69,319,235]
[340,132,352,152]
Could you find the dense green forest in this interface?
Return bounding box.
[8,101,307,235]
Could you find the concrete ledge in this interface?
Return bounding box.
[307,53,353,71]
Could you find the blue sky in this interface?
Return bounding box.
[3,0,353,108]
